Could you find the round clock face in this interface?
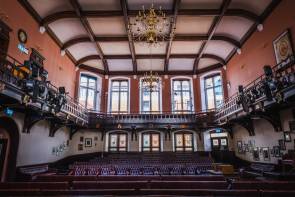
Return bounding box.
[18,29,27,44]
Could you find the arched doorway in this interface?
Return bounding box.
[0,117,19,182]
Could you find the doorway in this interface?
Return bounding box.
[0,20,11,60]
[0,139,8,179]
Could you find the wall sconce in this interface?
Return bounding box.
[236,48,242,55]
[164,75,168,79]
[75,66,79,72]
[39,26,46,34]
[193,74,197,79]
[227,81,231,89]
[60,49,66,56]
[133,75,137,79]
[257,24,263,32]
[105,75,109,79]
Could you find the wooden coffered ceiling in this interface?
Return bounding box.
[19,0,281,75]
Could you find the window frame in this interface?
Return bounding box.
[204,74,223,110]
[108,77,130,114]
[139,77,162,114]
[171,77,194,113]
[174,132,194,152]
[78,73,98,110]
[108,132,128,152]
[141,132,161,152]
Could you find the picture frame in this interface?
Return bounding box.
[273,29,294,64]
[278,139,286,150]
[237,141,243,153]
[80,136,84,142]
[85,138,92,147]
[244,144,249,152]
[284,132,292,142]
[262,147,270,161]
[78,144,83,151]
[220,138,227,146]
[273,146,281,158]
[253,147,260,161]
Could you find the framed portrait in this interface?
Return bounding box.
[78,144,83,151]
[253,147,260,161]
[237,141,243,153]
[221,138,227,146]
[80,136,84,142]
[52,147,56,155]
[85,138,92,147]
[273,146,281,158]
[244,144,249,152]
[273,30,294,64]
[278,139,286,150]
[262,147,270,161]
[212,139,219,146]
[284,132,292,142]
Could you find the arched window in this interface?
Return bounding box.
[142,132,160,152]
[174,132,194,151]
[79,73,99,110]
[109,132,128,152]
[140,77,161,113]
[109,78,130,113]
[204,74,223,110]
[171,77,194,113]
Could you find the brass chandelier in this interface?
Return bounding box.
[128,2,175,45]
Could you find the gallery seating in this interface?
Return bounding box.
[241,163,275,178]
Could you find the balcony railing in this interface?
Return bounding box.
[0,53,88,125]
[215,56,295,122]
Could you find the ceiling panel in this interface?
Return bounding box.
[87,17,127,36]
[83,59,104,70]
[204,40,235,60]
[135,42,167,54]
[137,59,165,71]
[127,0,174,10]
[169,58,194,71]
[171,41,203,54]
[198,58,219,69]
[229,0,272,15]
[77,0,121,10]
[108,59,133,71]
[99,42,131,55]
[48,18,87,43]
[67,43,98,60]
[180,0,223,9]
[28,0,73,18]
[175,16,214,34]
[215,16,254,41]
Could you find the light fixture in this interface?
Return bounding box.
[60,49,66,56]
[105,75,109,79]
[236,48,242,55]
[227,81,231,89]
[75,66,79,72]
[39,26,46,34]
[164,75,168,79]
[141,70,161,92]
[193,74,197,79]
[223,65,227,70]
[128,2,174,45]
[133,75,137,79]
[257,24,263,32]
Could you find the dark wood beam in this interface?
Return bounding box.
[41,9,259,25]
[61,34,240,49]
[69,0,109,73]
[76,54,225,66]
[120,0,137,73]
[193,0,231,74]
[164,0,181,72]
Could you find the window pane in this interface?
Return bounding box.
[215,86,223,107]
[205,78,213,88]
[182,91,191,111]
[176,134,183,147]
[214,75,222,86]
[120,81,128,91]
[88,78,96,89]
[112,81,120,91]
[110,135,117,147]
[151,91,159,112]
[111,92,119,112]
[143,134,150,147]
[182,80,190,90]
[142,91,151,112]
[79,87,87,106]
[80,76,88,87]
[87,89,95,109]
[152,134,159,147]
[185,134,192,146]
[173,80,181,90]
[119,134,127,147]
[173,92,182,111]
[206,88,215,109]
[120,91,128,112]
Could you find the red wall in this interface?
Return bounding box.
[1,0,77,96]
[226,0,295,97]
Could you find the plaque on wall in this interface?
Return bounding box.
[273,29,294,64]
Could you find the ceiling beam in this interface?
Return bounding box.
[76,53,225,66]
[41,8,259,26]
[120,0,137,73]
[164,0,181,73]
[69,0,109,73]
[61,34,240,50]
[193,0,231,74]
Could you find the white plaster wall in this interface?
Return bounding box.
[233,109,294,164]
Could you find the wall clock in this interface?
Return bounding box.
[18,29,27,44]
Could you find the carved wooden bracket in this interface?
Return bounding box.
[251,111,282,132]
[22,112,43,133]
[48,120,64,137]
[232,117,255,136]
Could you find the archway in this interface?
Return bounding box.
[0,117,19,181]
